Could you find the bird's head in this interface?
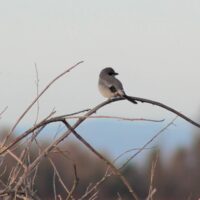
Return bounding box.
[100,67,118,77]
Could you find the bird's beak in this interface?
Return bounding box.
[114,72,118,75]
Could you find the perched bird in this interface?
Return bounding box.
[98,67,137,104]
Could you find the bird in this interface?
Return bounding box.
[98,67,137,104]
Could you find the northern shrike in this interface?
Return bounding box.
[98,67,137,104]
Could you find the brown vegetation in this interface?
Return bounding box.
[1,128,200,200]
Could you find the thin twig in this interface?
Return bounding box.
[63,120,139,200]
[48,157,74,200]
[120,117,178,170]
[5,60,84,142]
[146,189,157,200]
[0,109,89,155]
[66,165,79,200]
[78,169,110,200]
[147,154,158,200]
[79,147,154,200]
[53,165,57,200]
[34,62,40,125]
[0,106,8,118]
[113,147,156,164]
[64,115,164,122]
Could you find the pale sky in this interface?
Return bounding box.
[1,0,200,130]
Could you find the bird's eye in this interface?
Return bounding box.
[108,72,113,75]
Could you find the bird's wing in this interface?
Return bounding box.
[104,76,124,94]
[109,85,117,93]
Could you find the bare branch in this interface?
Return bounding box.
[66,165,79,200]
[64,115,164,122]
[6,60,84,140]
[0,106,8,119]
[63,120,139,200]
[120,117,177,170]
[126,96,200,128]
[0,109,88,155]
[34,62,40,125]
[147,154,158,200]
[48,157,74,200]
[113,147,156,163]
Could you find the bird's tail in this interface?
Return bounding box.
[123,94,138,104]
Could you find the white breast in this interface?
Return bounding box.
[98,81,115,98]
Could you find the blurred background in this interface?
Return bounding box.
[1,0,200,199]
